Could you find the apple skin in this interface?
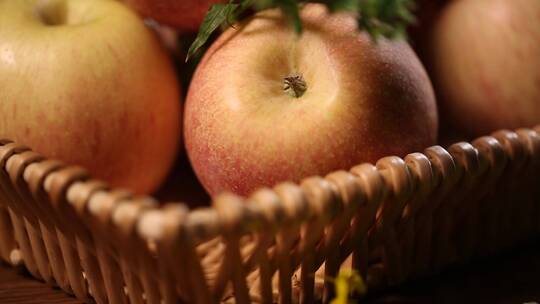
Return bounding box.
[0,0,181,194]
[185,4,438,196]
[423,0,540,136]
[122,0,224,32]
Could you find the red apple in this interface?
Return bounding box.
[184,4,438,196]
[122,0,224,32]
[423,0,540,136]
[0,0,181,194]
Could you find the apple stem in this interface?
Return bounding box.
[283,73,307,98]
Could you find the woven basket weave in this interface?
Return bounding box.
[0,125,539,303]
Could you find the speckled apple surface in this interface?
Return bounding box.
[185,4,438,196]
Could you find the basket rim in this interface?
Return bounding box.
[1,124,539,247]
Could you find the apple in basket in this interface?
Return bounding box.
[0,0,181,194]
[184,4,438,196]
[122,0,224,32]
[421,0,540,137]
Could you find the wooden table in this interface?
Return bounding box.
[1,241,540,303]
[0,265,82,304]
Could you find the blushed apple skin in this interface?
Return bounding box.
[123,0,223,32]
[185,4,438,196]
[0,0,181,194]
[425,0,540,136]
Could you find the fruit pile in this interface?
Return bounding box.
[1,0,539,202]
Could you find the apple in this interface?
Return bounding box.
[0,0,181,194]
[122,0,224,32]
[423,0,540,136]
[184,4,438,196]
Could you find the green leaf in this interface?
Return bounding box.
[325,0,359,12]
[358,0,417,40]
[253,0,274,10]
[187,0,418,62]
[274,0,302,34]
[186,0,257,61]
[186,3,240,62]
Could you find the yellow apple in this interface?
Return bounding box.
[184,4,438,196]
[0,0,181,194]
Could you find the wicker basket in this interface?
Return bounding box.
[0,125,539,303]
